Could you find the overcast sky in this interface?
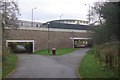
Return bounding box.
[18,0,105,23]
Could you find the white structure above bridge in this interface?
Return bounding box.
[48,19,89,25]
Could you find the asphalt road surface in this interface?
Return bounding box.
[8,48,89,78]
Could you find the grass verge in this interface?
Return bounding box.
[2,53,17,78]
[33,48,79,56]
[78,51,114,78]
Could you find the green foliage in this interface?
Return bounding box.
[92,25,111,44]
[2,53,17,78]
[2,47,17,78]
[85,2,119,78]
[2,48,11,62]
[79,51,114,78]
[118,42,120,78]
[8,43,17,52]
[86,42,119,78]
[24,43,33,52]
[101,2,119,40]
[25,43,30,49]
[33,48,79,56]
[92,2,120,44]
[87,47,96,54]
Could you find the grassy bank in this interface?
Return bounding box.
[33,48,79,56]
[2,53,17,78]
[0,56,1,79]
[79,52,114,78]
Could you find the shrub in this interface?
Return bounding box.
[2,47,11,62]
[93,42,119,78]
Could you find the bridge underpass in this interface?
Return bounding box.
[6,40,34,53]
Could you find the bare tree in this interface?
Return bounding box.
[0,0,19,28]
[89,2,105,25]
[0,0,19,54]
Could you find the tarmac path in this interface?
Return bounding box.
[8,48,89,78]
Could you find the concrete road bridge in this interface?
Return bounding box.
[5,20,93,53]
